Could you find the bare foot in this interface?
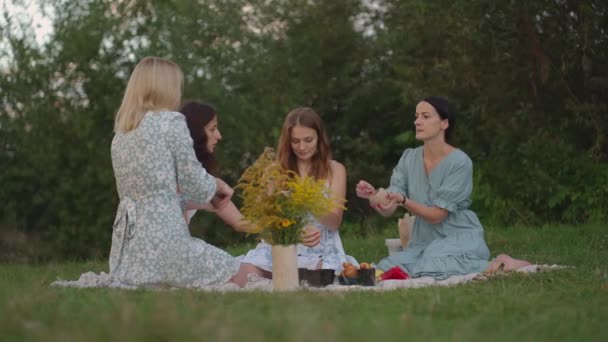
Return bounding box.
[484,259,504,274]
[495,254,532,272]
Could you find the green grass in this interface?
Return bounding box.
[1,223,607,341]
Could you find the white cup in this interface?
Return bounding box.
[385,238,403,256]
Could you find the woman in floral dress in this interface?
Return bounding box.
[107,57,249,288]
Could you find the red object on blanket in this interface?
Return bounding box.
[380,266,410,280]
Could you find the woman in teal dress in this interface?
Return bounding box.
[357,96,531,280]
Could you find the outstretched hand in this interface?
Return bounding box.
[357,180,404,215]
[369,188,390,209]
[370,189,404,211]
[356,180,376,199]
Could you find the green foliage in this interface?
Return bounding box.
[1,0,607,260]
[378,0,608,224]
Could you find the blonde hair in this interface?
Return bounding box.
[114,56,183,133]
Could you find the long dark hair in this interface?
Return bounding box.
[276,107,332,180]
[179,101,219,176]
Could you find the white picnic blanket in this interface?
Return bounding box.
[50,264,569,292]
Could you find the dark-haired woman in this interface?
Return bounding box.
[357,97,531,280]
[179,101,248,231]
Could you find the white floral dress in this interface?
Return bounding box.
[107,111,240,287]
[239,215,358,273]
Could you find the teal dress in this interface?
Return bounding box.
[377,147,490,280]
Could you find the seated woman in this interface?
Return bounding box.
[179,101,322,239]
[107,57,250,288]
[357,96,531,280]
[179,101,249,231]
[240,107,358,277]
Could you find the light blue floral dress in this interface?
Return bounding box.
[239,215,358,273]
[108,111,240,287]
[377,147,490,280]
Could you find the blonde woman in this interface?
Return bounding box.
[106,57,248,288]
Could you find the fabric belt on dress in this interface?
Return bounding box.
[110,196,137,280]
[110,191,175,279]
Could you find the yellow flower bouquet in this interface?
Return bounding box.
[236,148,342,246]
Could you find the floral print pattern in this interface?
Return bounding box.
[107,111,240,287]
[239,214,358,273]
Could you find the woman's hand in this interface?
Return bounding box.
[301,225,321,248]
[369,189,404,216]
[211,178,233,210]
[356,180,376,199]
[214,201,252,232]
[386,192,406,207]
[369,188,391,209]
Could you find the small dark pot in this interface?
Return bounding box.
[298,268,336,287]
[357,268,376,286]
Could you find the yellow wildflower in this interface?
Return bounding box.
[236,148,345,245]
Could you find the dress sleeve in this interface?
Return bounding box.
[386,149,412,198]
[165,112,217,206]
[430,153,473,212]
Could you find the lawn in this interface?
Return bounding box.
[1,223,606,341]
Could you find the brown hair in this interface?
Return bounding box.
[276,107,332,180]
[180,101,219,176]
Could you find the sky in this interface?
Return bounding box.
[0,0,386,70]
[0,0,386,48]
